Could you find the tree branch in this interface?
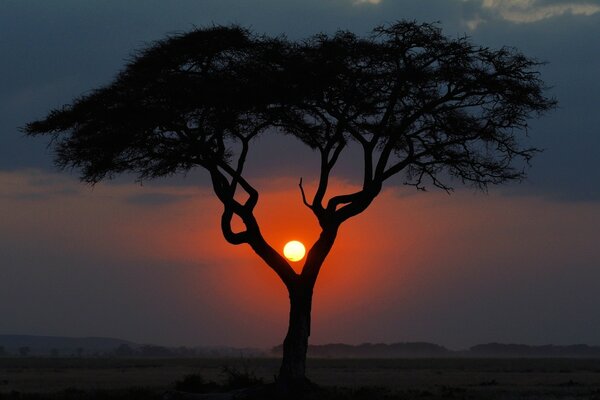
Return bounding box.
[311,136,345,223]
[230,134,250,196]
[298,177,313,210]
[331,184,381,224]
[301,226,339,285]
[220,207,249,245]
[209,165,298,288]
[217,161,259,211]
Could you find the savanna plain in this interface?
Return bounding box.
[2,357,600,399]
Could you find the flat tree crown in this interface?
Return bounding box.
[25,22,554,193]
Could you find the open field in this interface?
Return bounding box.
[2,358,600,399]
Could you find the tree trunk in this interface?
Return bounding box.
[278,286,313,389]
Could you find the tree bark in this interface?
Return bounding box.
[278,286,313,389]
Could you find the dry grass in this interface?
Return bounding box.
[1,358,600,399]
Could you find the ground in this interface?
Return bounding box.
[1,357,600,399]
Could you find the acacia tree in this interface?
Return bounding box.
[25,22,555,388]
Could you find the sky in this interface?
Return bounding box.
[1,0,599,350]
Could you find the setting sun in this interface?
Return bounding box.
[283,240,306,262]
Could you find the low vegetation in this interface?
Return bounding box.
[1,358,600,399]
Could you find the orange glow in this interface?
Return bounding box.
[6,171,600,346]
[283,240,305,262]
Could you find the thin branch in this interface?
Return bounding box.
[380,135,415,181]
[230,134,250,196]
[362,139,374,187]
[217,160,259,211]
[327,139,345,170]
[311,137,341,215]
[298,177,313,210]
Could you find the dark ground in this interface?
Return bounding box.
[2,357,600,399]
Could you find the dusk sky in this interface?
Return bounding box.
[1,0,600,350]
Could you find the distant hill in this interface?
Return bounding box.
[0,335,134,356]
[3,335,600,358]
[272,342,600,358]
[272,342,450,358]
[467,343,600,358]
[0,335,265,357]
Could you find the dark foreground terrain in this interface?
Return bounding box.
[2,357,600,399]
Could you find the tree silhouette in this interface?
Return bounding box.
[25,22,555,389]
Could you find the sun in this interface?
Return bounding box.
[283,240,306,262]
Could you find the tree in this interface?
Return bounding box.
[25,22,555,389]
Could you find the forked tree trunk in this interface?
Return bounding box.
[278,286,313,389]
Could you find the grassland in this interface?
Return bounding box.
[1,357,600,399]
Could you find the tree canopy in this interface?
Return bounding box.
[26,22,554,282]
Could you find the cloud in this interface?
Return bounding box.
[353,0,382,5]
[0,169,80,201]
[125,192,194,206]
[465,0,600,27]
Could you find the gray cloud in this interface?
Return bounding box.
[463,0,600,28]
[0,170,80,201]
[125,192,194,207]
